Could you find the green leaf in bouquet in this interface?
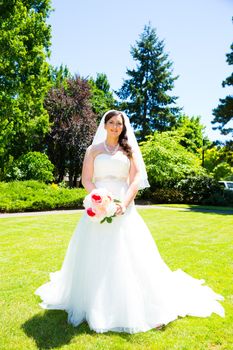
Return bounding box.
[100,217,107,224]
[114,199,121,203]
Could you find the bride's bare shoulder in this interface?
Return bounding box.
[86,143,104,157]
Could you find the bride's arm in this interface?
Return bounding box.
[116,152,140,214]
[81,146,96,193]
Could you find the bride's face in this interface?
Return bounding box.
[105,115,124,138]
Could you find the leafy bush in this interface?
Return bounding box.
[212,162,233,181]
[176,175,223,205]
[202,190,233,206]
[0,180,87,212]
[6,152,54,182]
[222,189,233,206]
[150,188,184,204]
[140,131,205,189]
[136,187,184,204]
[137,176,233,206]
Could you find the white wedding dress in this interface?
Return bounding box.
[35,151,225,334]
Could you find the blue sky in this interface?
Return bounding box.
[48,0,233,142]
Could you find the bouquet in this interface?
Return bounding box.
[83,188,120,224]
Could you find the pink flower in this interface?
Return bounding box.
[101,195,111,207]
[95,206,108,217]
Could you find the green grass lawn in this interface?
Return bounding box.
[1,209,232,350]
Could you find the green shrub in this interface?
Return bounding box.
[150,188,184,204]
[140,131,205,189]
[137,176,233,207]
[0,180,87,212]
[202,190,233,206]
[212,162,233,181]
[176,175,222,205]
[136,187,183,204]
[6,152,54,182]
[223,189,233,206]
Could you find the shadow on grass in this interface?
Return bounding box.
[22,310,166,348]
[21,310,146,349]
[21,310,93,349]
[179,206,233,216]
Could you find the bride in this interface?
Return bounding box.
[35,110,225,334]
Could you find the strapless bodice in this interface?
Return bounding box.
[93,152,130,201]
[93,151,130,182]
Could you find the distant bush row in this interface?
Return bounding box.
[0,180,87,213]
[137,175,233,207]
[0,176,232,213]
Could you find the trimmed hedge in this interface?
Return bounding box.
[1,178,232,213]
[0,180,87,213]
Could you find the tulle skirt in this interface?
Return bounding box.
[35,203,225,334]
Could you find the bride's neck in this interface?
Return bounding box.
[105,136,119,146]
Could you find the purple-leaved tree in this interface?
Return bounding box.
[45,75,97,187]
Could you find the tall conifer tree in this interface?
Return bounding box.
[117,24,180,140]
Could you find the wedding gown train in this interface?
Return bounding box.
[35,152,225,334]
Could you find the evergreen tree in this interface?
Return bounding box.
[212,26,233,137]
[0,0,52,175]
[95,73,111,93]
[50,64,71,88]
[117,24,180,140]
[89,73,116,122]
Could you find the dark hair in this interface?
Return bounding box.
[104,110,132,158]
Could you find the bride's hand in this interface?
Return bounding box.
[115,203,126,216]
